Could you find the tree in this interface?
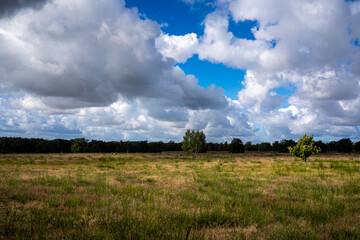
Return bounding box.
[229,138,245,153]
[288,134,321,164]
[259,142,272,151]
[278,139,296,153]
[71,138,88,153]
[315,140,328,153]
[224,141,229,151]
[336,138,353,153]
[181,130,206,154]
[327,141,337,151]
[272,141,279,152]
[245,141,253,151]
[354,141,360,152]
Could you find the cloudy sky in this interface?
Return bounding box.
[0,0,360,142]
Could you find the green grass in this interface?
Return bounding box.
[0,152,359,239]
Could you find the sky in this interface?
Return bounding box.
[0,0,360,143]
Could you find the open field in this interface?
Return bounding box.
[0,152,360,239]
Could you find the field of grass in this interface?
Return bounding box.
[0,152,359,239]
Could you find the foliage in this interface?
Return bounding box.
[315,140,328,153]
[245,141,257,151]
[71,138,89,153]
[277,139,296,153]
[288,134,321,164]
[327,141,337,151]
[223,141,229,151]
[354,141,360,152]
[181,130,206,154]
[336,138,353,153]
[229,138,245,153]
[258,142,272,151]
[0,136,357,154]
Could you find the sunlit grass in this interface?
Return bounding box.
[0,152,359,239]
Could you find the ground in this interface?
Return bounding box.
[0,152,359,239]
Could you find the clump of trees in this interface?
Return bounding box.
[229,138,245,153]
[288,134,321,164]
[336,138,353,153]
[181,130,206,154]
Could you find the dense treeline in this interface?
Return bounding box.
[0,137,181,154]
[0,137,359,154]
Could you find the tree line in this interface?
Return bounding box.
[0,135,359,154]
[0,137,181,154]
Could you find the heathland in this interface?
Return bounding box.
[0,152,359,239]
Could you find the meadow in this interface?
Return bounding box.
[0,152,359,239]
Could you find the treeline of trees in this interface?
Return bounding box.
[0,137,182,154]
[0,136,360,154]
[207,139,297,152]
[229,138,360,153]
[194,138,360,154]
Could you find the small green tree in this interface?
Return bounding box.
[182,130,206,154]
[71,138,88,153]
[288,134,321,164]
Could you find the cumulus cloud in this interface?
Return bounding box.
[158,0,360,140]
[1,0,162,109]
[228,0,360,139]
[195,11,265,69]
[0,0,255,141]
[0,0,230,111]
[2,0,359,142]
[155,33,198,63]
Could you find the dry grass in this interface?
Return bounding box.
[0,152,359,239]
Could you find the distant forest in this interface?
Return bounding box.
[1,137,360,154]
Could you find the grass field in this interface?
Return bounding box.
[0,152,359,239]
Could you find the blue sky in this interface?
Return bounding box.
[178,55,246,99]
[125,0,214,36]
[126,0,251,99]
[0,0,360,142]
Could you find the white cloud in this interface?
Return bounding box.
[196,10,269,69]
[184,0,360,140]
[0,0,255,141]
[1,0,360,142]
[156,33,198,63]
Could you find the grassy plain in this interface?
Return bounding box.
[0,152,359,239]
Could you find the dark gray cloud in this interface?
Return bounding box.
[0,0,48,18]
[0,0,227,112]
